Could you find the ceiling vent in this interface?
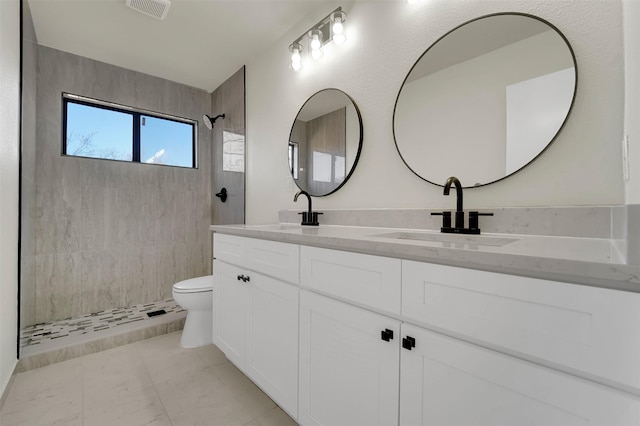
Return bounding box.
[126,0,171,20]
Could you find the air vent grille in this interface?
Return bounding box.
[126,0,171,20]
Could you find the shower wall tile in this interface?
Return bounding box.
[80,186,106,252]
[186,242,212,279]
[129,187,158,248]
[20,255,37,327]
[36,184,83,254]
[35,253,83,323]
[80,250,122,314]
[21,180,37,255]
[120,247,157,307]
[155,190,187,245]
[185,191,210,244]
[27,46,212,325]
[155,245,188,301]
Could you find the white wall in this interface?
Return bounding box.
[246,0,625,224]
[624,0,640,203]
[0,0,20,397]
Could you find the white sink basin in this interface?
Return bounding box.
[371,231,518,247]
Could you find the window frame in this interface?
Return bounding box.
[62,93,198,168]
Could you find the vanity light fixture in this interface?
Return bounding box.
[289,42,304,71]
[288,7,347,71]
[330,10,347,45]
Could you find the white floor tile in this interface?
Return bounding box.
[0,331,299,426]
[83,385,171,426]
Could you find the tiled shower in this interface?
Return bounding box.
[19,12,214,365]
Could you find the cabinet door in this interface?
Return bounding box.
[299,290,400,426]
[213,260,249,369]
[246,273,299,419]
[400,323,640,426]
[402,260,640,391]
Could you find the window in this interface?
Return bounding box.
[63,94,197,168]
[312,151,332,183]
[289,142,299,180]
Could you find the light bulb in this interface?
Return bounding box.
[311,48,323,60]
[332,21,344,35]
[291,49,301,64]
[311,35,321,51]
[333,33,346,45]
[308,29,323,51]
[289,42,303,71]
[330,10,347,45]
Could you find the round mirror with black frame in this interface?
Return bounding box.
[393,12,577,188]
[289,88,363,196]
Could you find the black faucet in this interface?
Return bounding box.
[294,190,322,226]
[431,176,493,234]
[443,176,464,229]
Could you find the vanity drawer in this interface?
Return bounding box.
[214,233,299,285]
[301,246,401,314]
[214,233,246,265]
[402,260,640,391]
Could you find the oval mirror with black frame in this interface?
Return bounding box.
[289,88,363,196]
[393,13,577,188]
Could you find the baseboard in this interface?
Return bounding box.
[0,360,18,412]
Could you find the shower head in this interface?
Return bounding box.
[203,113,225,130]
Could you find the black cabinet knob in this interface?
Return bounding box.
[381,329,394,342]
[237,274,243,281]
[402,336,416,350]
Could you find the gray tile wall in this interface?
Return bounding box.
[211,67,245,225]
[27,46,212,325]
[20,2,38,326]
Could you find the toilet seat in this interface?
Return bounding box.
[172,275,214,294]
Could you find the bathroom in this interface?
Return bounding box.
[1,0,640,424]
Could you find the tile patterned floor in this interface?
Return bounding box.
[1,331,298,426]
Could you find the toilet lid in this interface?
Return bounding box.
[173,275,214,293]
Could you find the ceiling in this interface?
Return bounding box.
[28,0,329,92]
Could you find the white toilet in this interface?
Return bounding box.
[172,275,214,348]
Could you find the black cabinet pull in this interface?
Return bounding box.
[237,274,250,282]
[402,336,416,350]
[381,329,394,342]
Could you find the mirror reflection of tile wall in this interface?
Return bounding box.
[291,107,346,195]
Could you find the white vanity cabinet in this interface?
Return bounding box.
[212,232,640,426]
[298,290,401,426]
[213,234,300,419]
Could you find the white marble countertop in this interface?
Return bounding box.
[210,223,640,293]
